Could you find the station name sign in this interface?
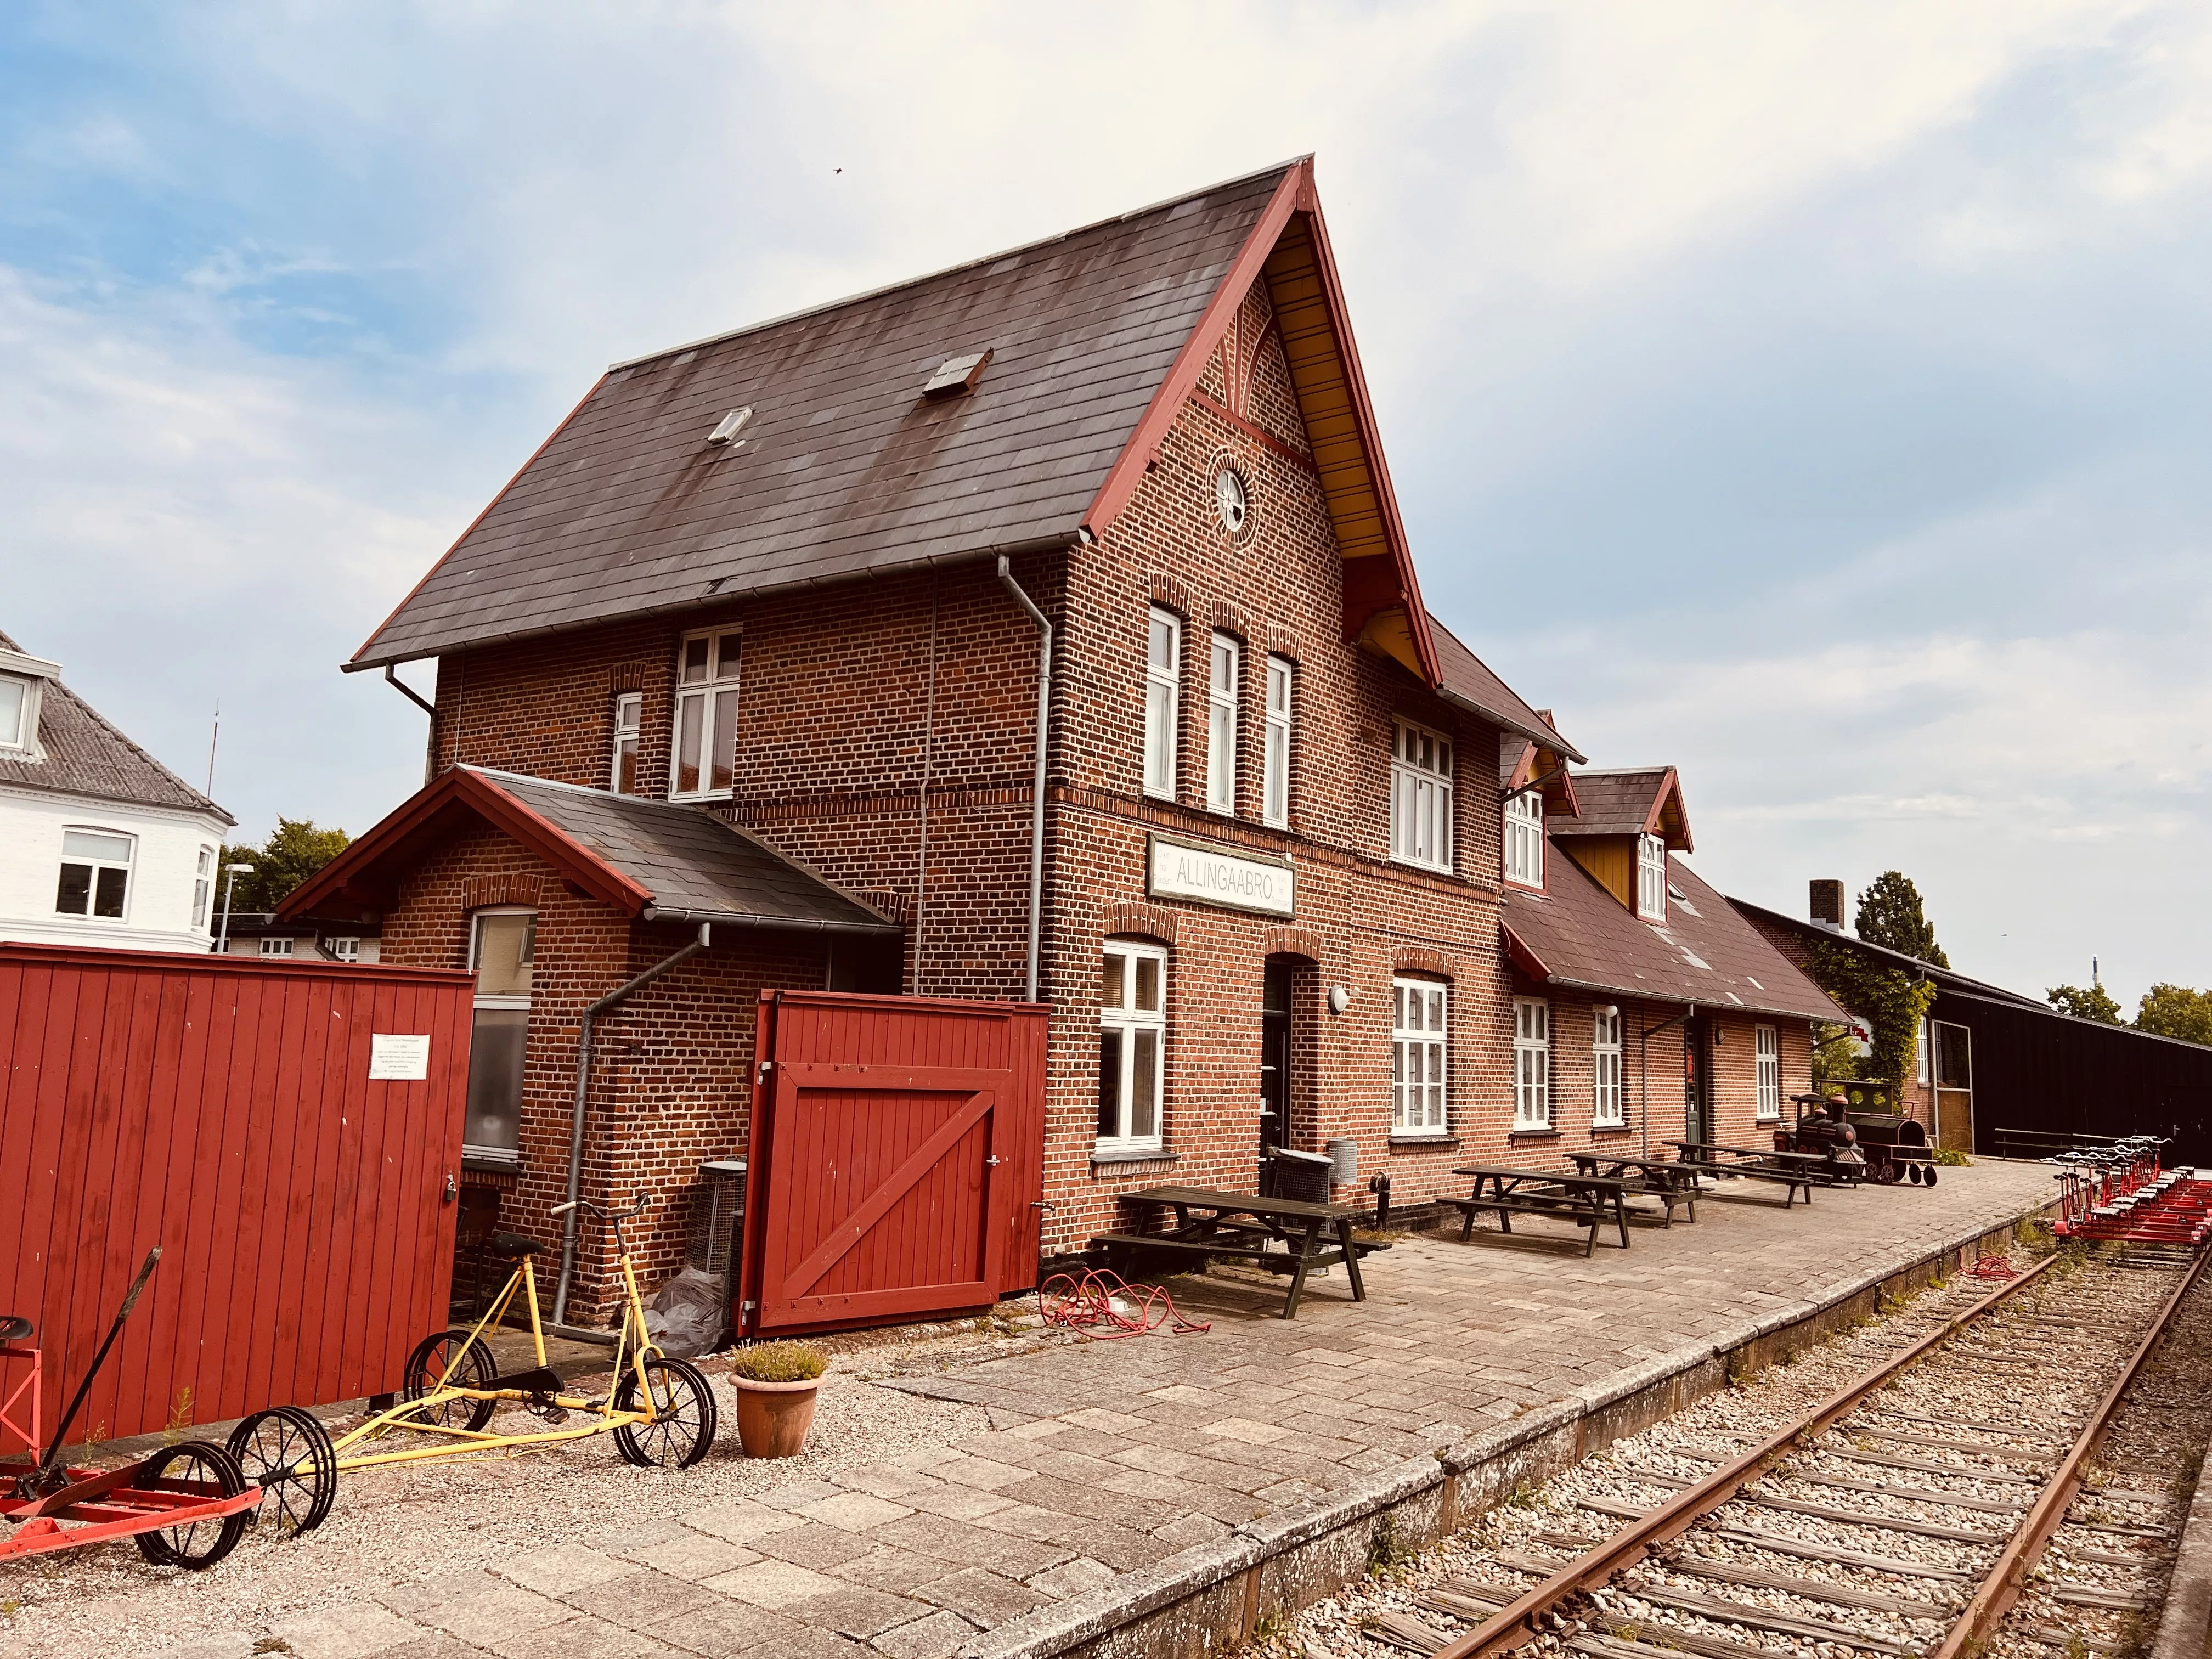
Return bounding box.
[1146,832,1295,918]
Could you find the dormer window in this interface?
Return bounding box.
[1637,833,1667,920]
[0,676,27,749]
[1502,789,1544,888]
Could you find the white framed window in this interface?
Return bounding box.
[1637,833,1668,921]
[1390,719,1454,872]
[260,936,295,957]
[1205,633,1239,814]
[1143,609,1180,799]
[1916,1017,1932,1085]
[1097,940,1167,1152]
[670,629,741,800]
[611,692,643,794]
[1262,656,1292,827]
[1756,1025,1781,1120]
[465,908,535,1163]
[55,828,133,921]
[1391,979,1449,1137]
[1513,997,1551,1130]
[1593,1006,1623,1127]
[192,846,215,930]
[0,675,31,751]
[328,936,362,963]
[1503,789,1544,887]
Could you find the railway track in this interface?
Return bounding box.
[1375,1239,2210,1659]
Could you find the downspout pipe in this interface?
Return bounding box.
[552,922,710,1325]
[1639,1003,1695,1161]
[996,555,1052,1002]
[382,664,438,785]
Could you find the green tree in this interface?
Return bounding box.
[217,818,352,915]
[1853,870,1949,968]
[2047,983,2124,1024]
[2136,984,2212,1047]
[1805,941,1939,1088]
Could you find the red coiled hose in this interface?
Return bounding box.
[1037,1269,1211,1338]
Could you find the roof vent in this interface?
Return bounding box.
[706,407,754,447]
[922,348,992,399]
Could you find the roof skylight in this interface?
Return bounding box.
[706,407,754,447]
[922,348,993,399]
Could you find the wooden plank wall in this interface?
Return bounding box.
[0,944,473,1446]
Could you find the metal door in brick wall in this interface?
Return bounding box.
[739,990,1045,1337]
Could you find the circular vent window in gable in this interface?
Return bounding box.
[1214,464,1250,537]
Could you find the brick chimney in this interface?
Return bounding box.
[1809,879,1846,929]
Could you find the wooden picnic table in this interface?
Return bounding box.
[1448,1165,1634,1257]
[1662,1140,1829,1205]
[1093,1186,1371,1319]
[1566,1152,1700,1225]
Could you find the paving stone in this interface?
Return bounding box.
[416,1588,571,1647]
[263,1608,429,1659]
[870,1609,982,1659]
[805,1583,936,1638]
[482,1616,685,1659]
[868,1513,1075,1577]
[373,1568,507,1617]
[752,1519,882,1570]
[933,1454,1034,1491]
[495,1543,642,1598]
[901,1482,1017,1521]
[566,1568,725,1631]
[1024,1556,1120,1599]
[682,1497,809,1544]
[803,1490,916,1531]
[832,1544,962,1594]
[916,1565,1047,1627]
[703,1557,845,1609]
[616,1531,762,1581]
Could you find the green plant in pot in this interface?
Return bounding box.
[728,1342,827,1458]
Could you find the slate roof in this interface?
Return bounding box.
[1550,767,1685,839]
[0,629,231,823]
[1503,851,1844,1022]
[471,769,895,933]
[352,164,1297,669]
[1430,615,1582,759]
[275,764,894,935]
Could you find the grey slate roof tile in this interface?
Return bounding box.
[0,629,231,823]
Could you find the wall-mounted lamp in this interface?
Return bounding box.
[1328,985,1352,1015]
[1598,1004,1619,1019]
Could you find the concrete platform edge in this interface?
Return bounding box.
[956,1190,2053,1659]
[2151,1428,2212,1659]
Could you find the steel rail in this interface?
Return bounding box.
[1927,1242,2211,1656]
[1435,1251,2065,1658]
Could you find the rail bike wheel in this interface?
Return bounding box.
[402,1329,499,1434]
[612,1357,718,1469]
[1871,1157,1900,1184]
[133,1440,250,1570]
[1923,1164,1939,1186]
[227,1406,337,1536]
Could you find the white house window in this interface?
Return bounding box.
[1262,656,1292,827]
[670,630,741,799]
[55,829,133,920]
[328,936,362,963]
[1756,1025,1781,1119]
[465,909,535,1162]
[1503,789,1544,887]
[1513,997,1551,1130]
[1097,940,1167,1152]
[1637,833,1668,920]
[1917,1017,1932,1085]
[1593,1006,1623,1128]
[1390,719,1454,872]
[1143,610,1180,799]
[611,692,643,794]
[1206,633,1239,814]
[192,847,215,930]
[261,936,295,957]
[0,676,28,750]
[1391,979,1449,1137]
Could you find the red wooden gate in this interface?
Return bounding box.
[740,990,1045,1337]
[0,944,473,1443]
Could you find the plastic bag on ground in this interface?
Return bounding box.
[642,1266,727,1358]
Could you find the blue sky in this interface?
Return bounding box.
[4,2,2208,1008]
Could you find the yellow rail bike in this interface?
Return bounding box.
[224,1195,716,1535]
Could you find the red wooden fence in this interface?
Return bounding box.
[742,990,1046,1337]
[0,944,473,1445]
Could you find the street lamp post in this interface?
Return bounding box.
[217,864,255,954]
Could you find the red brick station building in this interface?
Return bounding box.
[287,159,1842,1331]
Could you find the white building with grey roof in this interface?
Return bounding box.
[0,630,234,953]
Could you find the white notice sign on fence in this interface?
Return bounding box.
[369,1034,431,1081]
[1147,833,1295,917]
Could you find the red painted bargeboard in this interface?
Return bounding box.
[0,944,473,1443]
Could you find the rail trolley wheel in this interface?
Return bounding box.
[612,1357,718,1469]
[227,1406,337,1536]
[1871,1160,1900,1184]
[1924,1164,1939,1187]
[402,1329,499,1434]
[133,1440,250,1570]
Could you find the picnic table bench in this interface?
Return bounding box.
[1092,1186,1373,1318]
[1662,1141,1825,1206]
[1447,1165,1634,1256]
[1567,1152,1700,1225]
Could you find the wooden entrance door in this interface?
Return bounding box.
[1684,1017,1712,1146]
[740,990,1045,1337]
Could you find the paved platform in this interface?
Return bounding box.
[9,1159,2055,1659]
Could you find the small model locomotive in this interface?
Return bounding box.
[1779,1091,1937,1186]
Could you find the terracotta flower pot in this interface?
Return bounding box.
[731,1376,820,1458]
